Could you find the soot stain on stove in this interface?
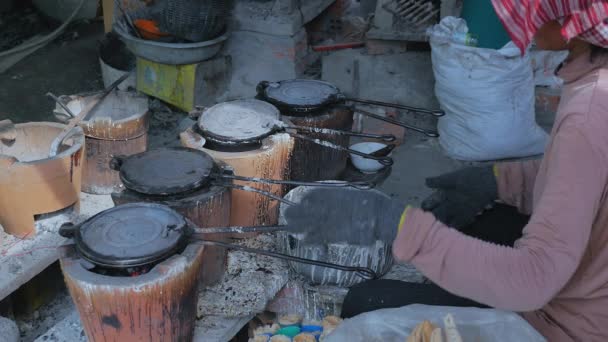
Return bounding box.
[101,314,122,330]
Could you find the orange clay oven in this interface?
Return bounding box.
[0,122,84,237]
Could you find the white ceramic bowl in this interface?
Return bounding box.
[349,142,389,173]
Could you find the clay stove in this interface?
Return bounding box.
[256,80,354,182]
[0,122,84,236]
[181,99,295,227]
[60,204,204,342]
[110,148,231,286]
[54,91,150,195]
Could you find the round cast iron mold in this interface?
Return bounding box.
[197,99,281,145]
[117,147,216,196]
[256,79,344,114]
[75,203,189,269]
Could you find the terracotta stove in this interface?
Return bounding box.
[256,80,354,182]
[0,122,84,236]
[60,204,204,342]
[110,148,231,286]
[54,91,150,195]
[180,99,295,227]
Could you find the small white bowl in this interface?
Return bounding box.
[349,142,390,173]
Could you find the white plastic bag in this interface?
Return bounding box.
[428,17,548,161]
[324,305,546,342]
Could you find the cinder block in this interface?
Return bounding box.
[322,49,439,109]
[366,39,410,55]
[352,108,407,145]
[231,0,335,36]
[224,29,308,99]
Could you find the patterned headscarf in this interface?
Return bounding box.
[491,0,608,53]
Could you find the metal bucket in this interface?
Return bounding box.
[278,186,395,287]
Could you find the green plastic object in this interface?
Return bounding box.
[461,0,511,49]
[276,326,302,338]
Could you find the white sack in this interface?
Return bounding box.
[429,17,548,161]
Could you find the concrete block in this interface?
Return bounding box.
[231,1,303,37]
[322,49,439,109]
[0,317,18,342]
[231,0,335,36]
[224,29,308,100]
[366,39,410,55]
[352,107,407,145]
[300,0,338,24]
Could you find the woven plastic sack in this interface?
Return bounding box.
[428,17,548,161]
[324,305,546,342]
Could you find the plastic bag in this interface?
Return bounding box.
[324,305,546,342]
[428,17,548,161]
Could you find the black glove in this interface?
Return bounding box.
[281,187,406,244]
[421,166,498,229]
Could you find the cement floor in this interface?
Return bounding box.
[0,21,104,123]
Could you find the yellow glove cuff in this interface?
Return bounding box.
[398,206,410,233]
[493,164,500,178]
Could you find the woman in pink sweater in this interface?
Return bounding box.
[342,1,608,341]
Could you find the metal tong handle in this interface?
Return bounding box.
[196,240,378,281]
[220,174,374,191]
[218,182,296,206]
[284,125,396,142]
[354,108,440,138]
[191,225,286,236]
[289,132,394,166]
[347,98,445,117]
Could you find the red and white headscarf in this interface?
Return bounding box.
[491,0,608,53]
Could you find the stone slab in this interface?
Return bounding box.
[0,194,113,302]
[223,29,308,100]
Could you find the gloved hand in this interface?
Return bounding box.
[421,166,498,229]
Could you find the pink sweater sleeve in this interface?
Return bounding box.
[495,159,543,215]
[393,122,606,312]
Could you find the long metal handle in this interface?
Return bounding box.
[219,174,374,191]
[347,98,445,117]
[47,71,133,156]
[218,182,296,206]
[284,125,396,142]
[194,239,378,281]
[191,225,286,236]
[289,132,394,166]
[354,108,439,138]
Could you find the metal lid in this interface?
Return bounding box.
[198,99,280,143]
[76,203,188,268]
[257,79,343,112]
[119,147,215,196]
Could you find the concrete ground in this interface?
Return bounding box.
[0,21,104,123]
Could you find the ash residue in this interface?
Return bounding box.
[280,187,403,246]
[197,234,289,317]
